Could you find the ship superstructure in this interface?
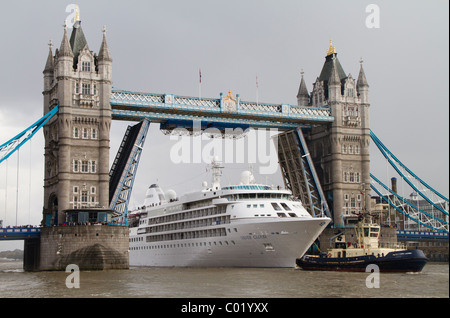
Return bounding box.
[128,160,330,267]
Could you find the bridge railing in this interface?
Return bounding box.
[0,227,41,240]
[397,230,449,241]
[110,89,333,123]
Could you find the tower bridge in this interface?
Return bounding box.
[0,18,447,271]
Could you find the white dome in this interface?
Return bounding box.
[240,171,254,185]
[165,189,177,201]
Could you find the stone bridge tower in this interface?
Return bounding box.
[297,41,370,227]
[42,20,112,226]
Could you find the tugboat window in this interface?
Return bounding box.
[364,228,369,237]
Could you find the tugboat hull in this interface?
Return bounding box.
[297,249,428,272]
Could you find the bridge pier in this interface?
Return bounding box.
[38,225,129,271]
[23,238,40,272]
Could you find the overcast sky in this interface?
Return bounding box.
[0,0,448,249]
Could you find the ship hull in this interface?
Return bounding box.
[130,217,330,268]
[296,249,428,272]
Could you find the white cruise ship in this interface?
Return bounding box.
[128,160,331,268]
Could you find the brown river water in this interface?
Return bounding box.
[0,260,447,299]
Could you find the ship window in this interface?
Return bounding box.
[277,213,287,218]
[247,204,251,208]
[280,203,291,211]
[253,204,257,208]
[260,204,264,208]
[288,213,298,217]
[271,203,282,211]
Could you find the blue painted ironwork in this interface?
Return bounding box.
[295,129,331,219]
[397,230,449,241]
[109,119,150,226]
[370,130,449,216]
[0,105,59,164]
[277,129,331,219]
[0,227,41,240]
[371,173,448,233]
[110,89,334,129]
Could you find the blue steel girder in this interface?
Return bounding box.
[110,89,334,130]
[397,230,449,241]
[371,173,448,233]
[0,105,59,165]
[109,119,150,225]
[370,130,449,215]
[276,129,331,219]
[0,227,41,240]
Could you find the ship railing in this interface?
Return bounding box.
[378,242,406,250]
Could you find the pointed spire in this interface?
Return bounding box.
[297,70,310,106]
[357,58,369,88]
[44,40,54,73]
[328,56,341,86]
[326,39,336,56]
[98,26,112,62]
[69,20,89,65]
[297,69,309,98]
[58,23,74,58]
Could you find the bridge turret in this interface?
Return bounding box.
[357,59,369,104]
[43,42,54,114]
[57,25,75,77]
[42,20,112,226]
[297,70,310,106]
[297,40,371,228]
[327,55,342,102]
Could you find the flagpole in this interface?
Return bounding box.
[256,74,259,105]
[199,69,202,99]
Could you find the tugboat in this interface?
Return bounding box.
[296,214,428,272]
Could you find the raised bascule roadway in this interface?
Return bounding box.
[0,16,447,270]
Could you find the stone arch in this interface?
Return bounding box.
[45,193,59,226]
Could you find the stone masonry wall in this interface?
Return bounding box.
[39,225,129,271]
